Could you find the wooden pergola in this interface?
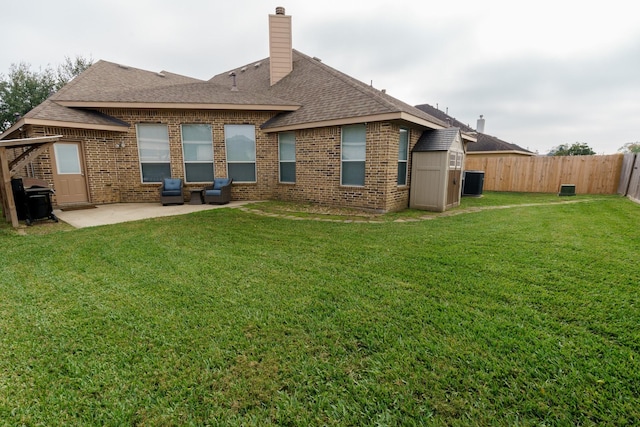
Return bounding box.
[0,135,62,227]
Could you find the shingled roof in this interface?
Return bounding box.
[22,100,129,131]
[210,50,448,131]
[414,103,533,155]
[471,133,534,154]
[5,52,448,137]
[51,60,298,109]
[413,128,462,152]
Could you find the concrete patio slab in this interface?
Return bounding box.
[54,201,250,228]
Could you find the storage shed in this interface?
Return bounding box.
[409,128,466,212]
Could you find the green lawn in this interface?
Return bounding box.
[1,193,639,425]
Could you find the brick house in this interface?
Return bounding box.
[1,7,475,214]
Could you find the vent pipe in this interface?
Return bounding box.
[230,72,238,91]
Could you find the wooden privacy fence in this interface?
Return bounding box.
[464,154,623,194]
[618,153,640,202]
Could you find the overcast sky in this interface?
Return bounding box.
[2,0,638,154]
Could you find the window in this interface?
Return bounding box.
[449,152,463,169]
[398,128,409,186]
[137,124,170,183]
[279,132,296,183]
[341,124,366,186]
[53,143,81,175]
[182,124,214,183]
[225,124,256,182]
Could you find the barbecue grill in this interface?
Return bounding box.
[11,177,58,225]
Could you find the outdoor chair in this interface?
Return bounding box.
[159,178,184,205]
[203,178,233,204]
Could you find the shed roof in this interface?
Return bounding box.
[413,128,461,152]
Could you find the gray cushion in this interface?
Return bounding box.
[213,178,230,190]
[164,178,182,191]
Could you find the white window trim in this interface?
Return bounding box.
[136,123,170,184]
[398,128,409,186]
[181,124,214,183]
[341,124,366,187]
[224,124,257,183]
[278,132,296,184]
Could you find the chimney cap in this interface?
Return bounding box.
[275,6,285,15]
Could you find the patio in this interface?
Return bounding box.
[53,201,251,228]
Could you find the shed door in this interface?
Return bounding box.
[447,152,462,207]
[52,142,89,205]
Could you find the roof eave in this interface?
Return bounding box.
[263,111,445,133]
[468,150,536,156]
[461,132,477,143]
[0,118,27,140]
[2,118,129,135]
[0,134,64,147]
[56,101,300,111]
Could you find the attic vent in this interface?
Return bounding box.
[118,64,129,69]
[228,71,236,76]
[312,57,322,62]
[241,66,247,72]
[254,62,262,68]
[156,72,165,78]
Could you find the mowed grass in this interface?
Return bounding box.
[1,194,639,425]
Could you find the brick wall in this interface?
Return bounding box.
[102,109,279,203]
[272,122,422,212]
[21,109,426,212]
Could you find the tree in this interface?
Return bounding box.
[548,142,596,156]
[618,142,640,154]
[0,55,93,132]
[55,55,93,91]
[0,63,56,131]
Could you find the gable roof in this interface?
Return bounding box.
[413,128,462,152]
[210,50,449,132]
[414,103,533,155]
[51,60,299,110]
[51,60,203,103]
[0,59,301,139]
[3,53,465,140]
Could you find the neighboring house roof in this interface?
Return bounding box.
[413,128,461,152]
[414,103,534,155]
[471,133,534,155]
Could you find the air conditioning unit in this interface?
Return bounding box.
[559,184,576,196]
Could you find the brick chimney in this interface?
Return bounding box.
[269,6,293,86]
